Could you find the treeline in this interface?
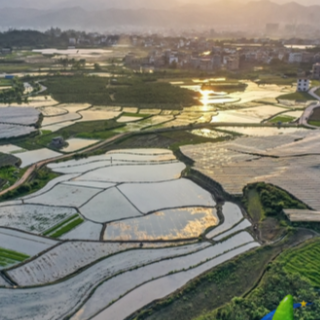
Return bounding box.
[0,29,119,48]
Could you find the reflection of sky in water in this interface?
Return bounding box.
[216,126,309,137]
[191,129,231,139]
[105,207,218,241]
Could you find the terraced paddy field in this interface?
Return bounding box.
[0,148,261,320]
[181,131,320,210]
[280,239,320,287]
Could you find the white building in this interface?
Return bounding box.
[289,52,303,63]
[297,78,310,92]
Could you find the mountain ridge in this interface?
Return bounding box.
[0,0,319,31]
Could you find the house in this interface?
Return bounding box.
[297,78,310,92]
[51,137,65,149]
[312,63,320,80]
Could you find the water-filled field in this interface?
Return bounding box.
[0,148,259,319]
[104,207,219,241]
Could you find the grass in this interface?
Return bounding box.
[41,76,112,105]
[121,112,150,118]
[269,115,296,123]
[49,217,84,238]
[14,119,124,151]
[280,238,320,287]
[0,79,12,86]
[315,88,320,96]
[277,91,317,101]
[0,167,59,201]
[246,188,265,222]
[112,82,200,109]
[0,247,29,267]
[109,130,230,153]
[43,214,80,236]
[309,120,320,126]
[43,75,200,109]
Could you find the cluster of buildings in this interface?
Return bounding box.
[124,36,320,73]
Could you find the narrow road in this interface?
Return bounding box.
[299,86,320,128]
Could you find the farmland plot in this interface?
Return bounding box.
[78,162,185,183]
[22,173,79,200]
[229,105,286,120]
[47,154,112,169]
[78,110,121,122]
[90,242,260,320]
[117,116,143,123]
[104,207,219,241]
[80,187,142,223]
[206,203,244,239]
[48,160,112,174]
[72,232,256,320]
[62,138,100,152]
[122,107,139,113]
[8,242,207,287]
[0,228,57,256]
[0,124,37,140]
[62,180,115,190]
[18,148,62,168]
[118,179,216,213]
[0,204,77,234]
[0,243,211,320]
[0,144,25,154]
[43,121,77,132]
[0,107,40,126]
[216,126,309,137]
[28,96,59,107]
[41,113,81,127]
[25,184,102,207]
[214,219,252,241]
[60,221,103,240]
[0,247,29,269]
[38,106,67,117]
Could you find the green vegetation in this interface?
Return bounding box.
[277,91,317,101]
[245,188,265,222]
[0,247,29,267]
[43,75,200,109]
[195,261,320,320]
[269,115,296,123]
[309,121,320,127]
[110,130,231,153]
[43,214,84,238]
[0,167,59,201]
[0,79,12,86]
[112,82,199,108]
[201,81,247,93]
[43,76,112,105]
[281,239,320,287]
[0,78,27,104]
[132,230,316,320]
[0,152,20,168]
[315,88,320,96]
[14,119,123,150]
[121,112,150,118]
[243,183,308,217]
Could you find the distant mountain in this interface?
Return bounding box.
[0,0,320,31]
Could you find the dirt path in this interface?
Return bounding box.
[0,133,128,197]
[299,87,320,128]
